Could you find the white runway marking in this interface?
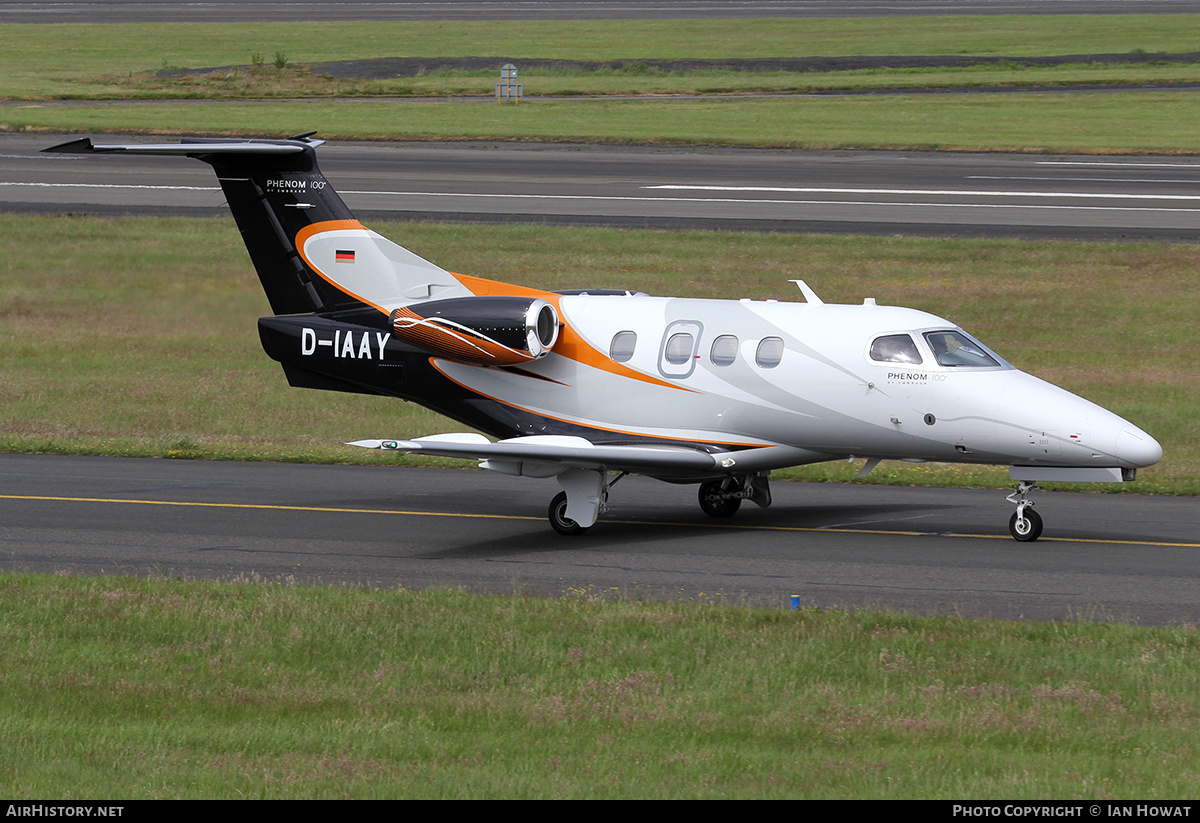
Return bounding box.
[644,184,1200,201]
[0,181,218,191]
[1038,161,1200,168]
[11,181,1200,215]
[343,189,1200,214]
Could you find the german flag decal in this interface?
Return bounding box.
[335,249,355,263]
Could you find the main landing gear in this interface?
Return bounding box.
[697,474,771,519]
[547,472,772,535]
[548,491,586,536]
[547,471,627,536]
[1005,480,1044,542]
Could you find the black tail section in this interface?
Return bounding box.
[44,134,477,402]
[190,138,365,315]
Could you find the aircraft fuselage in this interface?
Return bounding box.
[260,290,1161,478]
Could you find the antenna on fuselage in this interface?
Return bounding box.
[788,279,824,304]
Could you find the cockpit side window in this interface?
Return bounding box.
[924,330,1001,368]
[870,334,923,365]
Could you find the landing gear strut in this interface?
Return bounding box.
[546,471,771,534]
[546,471,628,535]
[1005,480,1044,542]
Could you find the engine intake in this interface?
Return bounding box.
[390,296,560,366]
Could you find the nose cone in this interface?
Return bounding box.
[991,371,1161,469]
[1116,425,1163,469]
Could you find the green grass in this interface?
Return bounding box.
[7,16,1199,94]
[7,15,1200,152]
[10,91,1200,154]
[1,573,1198,798]
[75,61,1200,102]
[1,215,1195,493]
[11,91,1200,154]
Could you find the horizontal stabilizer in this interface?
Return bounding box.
[43,136,314,156]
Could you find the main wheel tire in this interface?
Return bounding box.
[698,480,742,518]
[1008,509,1043,542]
[548,491,587,536]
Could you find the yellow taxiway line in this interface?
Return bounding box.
[4,493,1197,548]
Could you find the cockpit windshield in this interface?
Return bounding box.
[923,330,1002,368]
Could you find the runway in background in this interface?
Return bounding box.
[8,134,1200,240]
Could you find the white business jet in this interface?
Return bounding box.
[45,134,1162,541]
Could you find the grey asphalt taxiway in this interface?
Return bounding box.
[2,454,1197,624]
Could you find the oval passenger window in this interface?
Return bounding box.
[610,330,637,362]
[710,335,738,366]
[755,336,784,368]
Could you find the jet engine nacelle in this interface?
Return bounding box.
[390,296,560,367]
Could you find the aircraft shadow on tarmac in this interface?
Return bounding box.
[404,500,959,560]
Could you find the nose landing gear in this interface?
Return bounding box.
[1006,480,1044,542]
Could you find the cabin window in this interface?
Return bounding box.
[664,332,695,365]
[610,331,637,362]
[710,335,738,366]
[870,334,923,365]
[924,330,1001,368]
[755,336,784,369]
[658,320,703,379]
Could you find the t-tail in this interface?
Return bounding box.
[43,134,562,406]
[44,133,477,317]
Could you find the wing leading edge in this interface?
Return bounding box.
[349,433,735,529]
[348,433,725,475]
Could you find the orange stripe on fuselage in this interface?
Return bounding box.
[451,273,691,392]
[292,222,690,392]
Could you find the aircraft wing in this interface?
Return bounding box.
[348,433,726,475]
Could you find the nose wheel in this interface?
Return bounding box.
[1008,508,1043,542]
[1005,481,1043,542]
